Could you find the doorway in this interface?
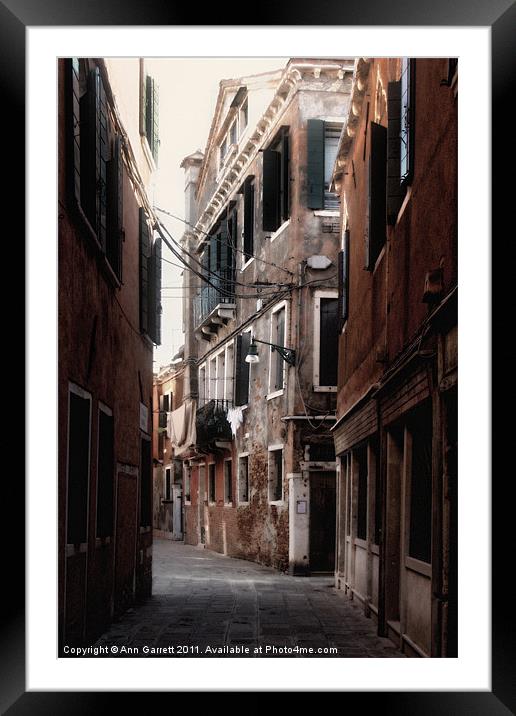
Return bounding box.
[309,471,336,573]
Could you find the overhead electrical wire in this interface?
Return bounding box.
[154,205,295,277]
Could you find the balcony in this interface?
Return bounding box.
[195,399,233,450]
[193,268,236,340]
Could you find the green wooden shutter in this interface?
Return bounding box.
[145,75,153,147]
[366,122,387,270]
[98,68,108,252]
[106,134,123,279]
[307,119,325,209]
[387,80,404,225]
[152,78,159,165]
[262,149,281,231]
[281,132,290,220]
[243,176,255,258]
[66,58,81,205]
[149,235,162,345]
[235,334,250,406]
[139,207,151,333]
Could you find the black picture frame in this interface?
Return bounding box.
[4,0,511,709]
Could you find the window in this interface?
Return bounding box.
[269,305,286,394]
[224,460,233,504]
[234,332,251,406]
[408,404,433,563]
[208,463,216,503]
[65,59,123,279]
[268,448,283,502]
[219,136,228,168]
[313,291,338,391]
[224,344,234,403]
[229,120,237,146]
[139,208,162,344]
[400,58,415,187]
[366,121,387,270]
[184,464,191,503]
[141,70,159,165]
[140,438,152,527]
[209,357,217,400]
[337,229,350,328]
[241,176,255,261]
[355,445,368,541]
[96,406,114,538]
[262,128,290,232]
[238,455,250,503]
[306,119,342,210]
[198,364,206,406]
[164,467,172,501]
[240,97,248,131]
[67,385,91,545]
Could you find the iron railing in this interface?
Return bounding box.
[193,268,236,328]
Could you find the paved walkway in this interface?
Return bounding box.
[94,540,404,658]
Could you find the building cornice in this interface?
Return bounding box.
[330,58,372,194]
[192,60,354,252]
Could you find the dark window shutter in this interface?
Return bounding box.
[243,176,255,258]
[66,58,81,205]
[106,134,124,278]
[209,234,219,275]
[307,119,325,209]
[139,208,151,334]
[148,235,162,345]
[152,78,159,164]
[145,75,153,147]
[98,69,108,252]
[281,133,290,220]
[80,69,98,232]
[262,149,281,231]
[319,298,339,386]
[219,216,230,272]
[387,81,404,225]
[235,334,250,406]
[366,122,387,270]
[163,393,169,412]
[337,229,350,328]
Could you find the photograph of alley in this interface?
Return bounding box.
[58,56,457,660]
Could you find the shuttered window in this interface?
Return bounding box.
[139,208,162,344]
[262,129,290,232]
[238,456,249,503]
[140,438,152,527]
[67,388,91,545]
[224,460,233,504]
[366,121,387,270]
[408,404,433,564]
[142,74,160,165]
[270,307,286,393]
[269,449,283,502]
[106,134,124,279]
[307,119,342,210]
[243,176,255,260]
[96,408,114,538]
[319,298,338,387]
[234,333,251,406]
[208,464,216,503]
[400,58,415,186]
[337,229,350,328]
[355,445,368,541]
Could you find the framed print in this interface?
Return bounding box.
[3,0,511,709]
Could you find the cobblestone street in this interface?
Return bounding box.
[94,540,404,658]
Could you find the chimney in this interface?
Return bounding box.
[180,151,204,227]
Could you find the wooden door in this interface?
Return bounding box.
[309,471,336,572]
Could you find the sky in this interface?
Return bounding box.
[146,58,287,373]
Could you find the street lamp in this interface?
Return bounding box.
[245,338,296,366]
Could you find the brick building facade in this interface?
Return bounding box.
[331,58,458,656]
[58,58,162,648]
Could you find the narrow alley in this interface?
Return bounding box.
[93,540,403,658]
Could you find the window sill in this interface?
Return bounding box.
[354,537,368,549]
[313,385,337,393]
[237,500,250,506]
[268,499,285,506]
[224,502,233,508]
[313,210,340,217]
[240,256,254,271]
[269,219,290,243]
[267,389,284,401]
[184,501,192,506]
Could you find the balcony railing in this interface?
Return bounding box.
[195,398,233,447]
[193,268,236,329]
